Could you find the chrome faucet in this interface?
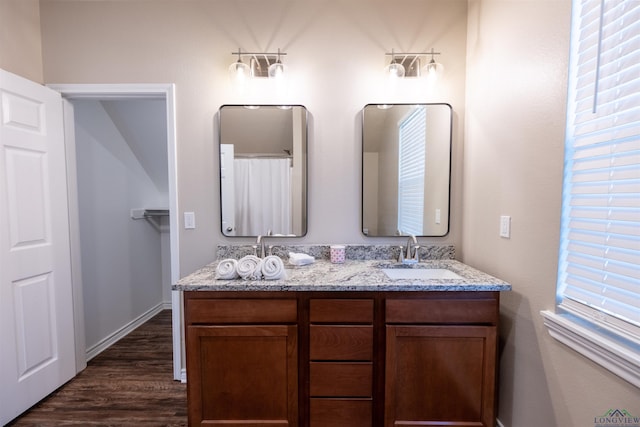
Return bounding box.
[398,234,420,264]
[255,235,266,258]
[253,233,275,258]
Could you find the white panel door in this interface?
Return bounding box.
[0,69,76,424]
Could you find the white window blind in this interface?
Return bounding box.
[397,106,426,235]
[558,0,640,340]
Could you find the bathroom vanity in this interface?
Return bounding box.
[175,250,511,427]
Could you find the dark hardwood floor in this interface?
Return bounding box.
[8,310,187,427]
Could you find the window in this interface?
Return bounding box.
[397,106,426,235]
[542,0,640,387]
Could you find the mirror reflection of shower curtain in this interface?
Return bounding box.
[234,158,292,235]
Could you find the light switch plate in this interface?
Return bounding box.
[184,212,196,229]
[435,209,441,224]
[500,215,511,238]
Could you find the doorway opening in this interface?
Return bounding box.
[49,84,181,380]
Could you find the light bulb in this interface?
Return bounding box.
[268,61,285,79]
[423,57,444,80]
[384,49,405,79]
[269,49,286,80]
[229,60,250,83]
[386,62,405,79]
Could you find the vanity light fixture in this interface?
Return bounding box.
[230,48,288,81]
[384,48,444,79]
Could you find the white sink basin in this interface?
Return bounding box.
[381,268,463,280]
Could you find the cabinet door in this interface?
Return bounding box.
[385,325,496,427]
[187,325,298,427]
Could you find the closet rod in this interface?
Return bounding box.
[234,154,292,159]
[143,209,169,217]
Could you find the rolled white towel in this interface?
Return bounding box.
[262,255,287,280]
[215,259,239,280]
[237,255,263,280]
[288,252,315,266]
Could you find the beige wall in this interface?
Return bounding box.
[0,0,43,82]
[363,152,379,235]
[423,105,450,235]
[38,0,468,275]
[463,1,639,426]
[377,108,401,235]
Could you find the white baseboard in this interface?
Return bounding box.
[85,303,166,361]
[496,418,506,427]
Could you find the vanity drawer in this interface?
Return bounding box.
[310,325,373,361]
[386,298,498,324]
[310,362,372,397]
[310,398,372,427]
[186,298,297,324]
[310,299,373,323]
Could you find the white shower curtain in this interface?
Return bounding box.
[234,158,292,236]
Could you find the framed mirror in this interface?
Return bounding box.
[219,105,308,237]
[362,103,452,237]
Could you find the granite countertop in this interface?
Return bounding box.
[174,258,512,292]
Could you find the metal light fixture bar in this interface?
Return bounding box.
[384,50,441,57]
[231,49,287,78]
[385,48,443,78]
[231,50,288,57]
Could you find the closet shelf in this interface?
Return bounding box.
[130,208,170,232]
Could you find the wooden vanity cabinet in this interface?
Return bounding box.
[184,291,500,427]
[384,297,499,427]
[184,294,299,427]
[309,299,374,427]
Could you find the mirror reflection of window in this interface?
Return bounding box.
[398,106,426,235]
[362,103,451,237]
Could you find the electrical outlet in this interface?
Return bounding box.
[500,215,511,238]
